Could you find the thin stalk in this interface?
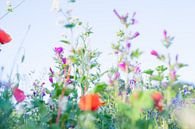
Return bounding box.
[8,25,31,82]
[0,0,27,21]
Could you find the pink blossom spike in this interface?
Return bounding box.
[118,62,126,71]
[13,87,26,103]
[163,30,167,38]
[151,50,159,57]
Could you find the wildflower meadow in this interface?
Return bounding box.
[0,0,195,129]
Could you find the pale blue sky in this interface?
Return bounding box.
[0,0,195,82]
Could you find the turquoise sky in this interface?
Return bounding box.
[0,0,195,83]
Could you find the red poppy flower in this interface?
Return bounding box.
[78,93,105,111]
[151,92,163,112]
[13,87,26,103]
[0,29,12,44]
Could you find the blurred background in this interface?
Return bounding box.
[0,0,195,84]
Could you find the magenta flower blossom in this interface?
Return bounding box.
[13,87,26,103]
[162,30,174,48]
[54,47,63,54]
[163,30,167,38]
[113,9,128,23]
[114,71,120,79]
[62,57,67,64]
[126,42,131,49]
[49,77,53,83]
[130,12,138,25]
[169,70,176,81]
[151,50,159,57]
[134,66,141,73]
[118,62,126,71]
[132,32,140,39]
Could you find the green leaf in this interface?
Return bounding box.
[156,65,167,72]
[117,30,125,37]
[143,69,154,75]
[60,40,70,45]
[90,63,97,69]
[64,23,76,29]
[94,83,107,93]
[131,49,143,59]
[151,75,163,82]
[178,63,188,69]
[21,55,25,63]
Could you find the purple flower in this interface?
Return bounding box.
[49,77,53,83]
[130,79,136,86]
[66,79,72,84]
[163,30,167,38]
[113,9,121,19]
[130,12,138,25]
[54,47,63,54]
[42,90,46,97]
[133,32,140,38]
[134,66,141,73]
[114,72,120,79]
[169,70,176,81]
[113,9,128,23]
[49,67,54,75]
[62,57,67,64]
[126,42,131,49]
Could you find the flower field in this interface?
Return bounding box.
[0,1,195,129]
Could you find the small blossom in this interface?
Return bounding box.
[114,71,120,79]
[49,77,53,83]
[150,50,159,57]
[126,42,131,49]
[62,57,67,64]
[169,70,176,81]
[162,30,174,48]
[118,62,127,71]
[13,87,26,103]
[0,29,12,44]
[54,47,63,54]
[163,30,167,38]
[78,93,105,111]
[132,32,140,39]
[134,66,141,73]
[130,12,138,25]
[113,9,128,24]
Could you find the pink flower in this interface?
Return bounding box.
[118,62,126,71]
[169,70,176,81]
[134,66,141,73]
[126,42,131,49]
[151,50,159,57]
[13,87,26,103]
[54,47,63,54]
[133,32,140,38]
[0,29,12,44]
[163,30,167,38]
[114,72,120,79]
